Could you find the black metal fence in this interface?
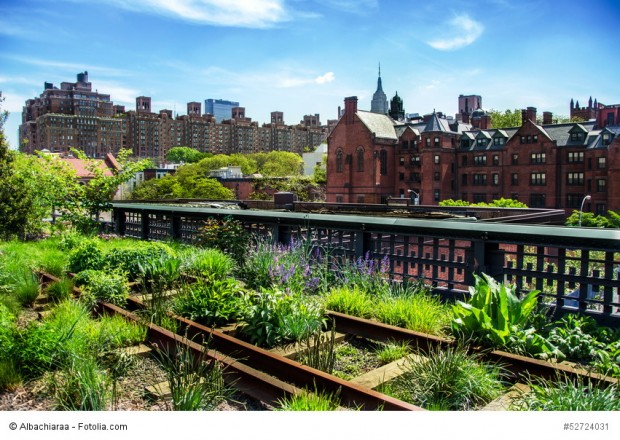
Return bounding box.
[110,202,620,326]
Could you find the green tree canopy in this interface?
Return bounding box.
[165,146,209,164]
[488,109,522,129]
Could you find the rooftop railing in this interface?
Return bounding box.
[110,202,620,327]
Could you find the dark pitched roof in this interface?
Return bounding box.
[423,112,453,133]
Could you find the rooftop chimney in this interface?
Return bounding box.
[542,111,553,125]
[527,107,537,123]
[344,96,358,125]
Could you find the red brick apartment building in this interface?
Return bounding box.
[327,96,620,214]
[20,72,326,160]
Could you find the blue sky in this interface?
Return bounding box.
[1,0,619,149]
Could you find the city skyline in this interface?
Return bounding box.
[2,0,620,150]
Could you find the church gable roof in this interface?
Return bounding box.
[357,110,397,140]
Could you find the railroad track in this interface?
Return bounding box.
[38,272,616,412]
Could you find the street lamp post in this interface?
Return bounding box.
[578,195,591,227]
[408,189,419,206]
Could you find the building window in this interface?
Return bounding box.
[336,195,344,203]
[492,155,499,166]
[567,151,584,163]
[597,179,606,192]
[520,136,526,144]
[533,135,538,143]
[492,173,499,186]
[402,140,409,149]
[411,155,420,166]
[434,155,440,164]
[512,154,518,165]
[473,193,486,203]
[566,194,583,208]
[461,139,470,148]
[462,174,468,185]
[476,138,486,146]
[530,172,546,185]
[473,173,487,185]
[570,132,584,141]
[567,172,584,185]
[434,190,440,202]
[336,149,343,172]
[493,137,505,146]
[598,157,606,169]
[434,171,440,181]
[596,204,607,215]
[434,137,440,147]
[602,134,612,145]
[426,138,430,147]
[357,148,364,172]
[399,156,405,166]
[399,172,405,181]
[380,150,388,175]
[530,153,546,164]
[410,172,421,182]
[474,155,487,166]
[461,155,468,166]
[530,194,546,208]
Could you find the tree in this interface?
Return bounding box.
[0,99,36,239]
[131,171,233,200]
[256,151,303,177]
[312,154,327,184]
[488,109,522,129]
[165,146,208,164]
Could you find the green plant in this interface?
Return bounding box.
[545,315,605,362]
[68,239,104,273]
[375,293,449,336]
[276,388,340,411]
[391,345,506,410]
[96,314,147,350]
[153,343,229,411]
[81,271,129,308]
[196,217,250,264]
[511,376,620,411]
[137,254,182,290]
[14,272,40,307]
[375,341,410,364]
[451,273,557,357]
[46,278,74,302]
[241,290,325,348]
[173,278,245,327]
[50,356,110,410]
[298,324,336,374]
[0,358,22,391]
[324,286,373,318]
[105,242,176,281]
[183,248,235,280]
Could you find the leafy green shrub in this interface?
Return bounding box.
[68,240,104,273]
[105,242,176,281]
[451,273,557,358]
[81,271,129,307]
[390,345,506,410]
[173,278,245,327]
[241,290,325,348]
[546,315,605,362]
[511,376,620,411]
[196,217,249,264]
[96,314,147,350]
[57,230,87,251]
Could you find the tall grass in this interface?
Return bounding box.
[374,293,450,336]
[389,345,506,410]
[324,286,373,318]
[511,376,620,411]
[153,343,230,411]
[276,388,341,411]
[50,356,110,411]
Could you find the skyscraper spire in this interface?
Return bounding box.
[371,63,388,114]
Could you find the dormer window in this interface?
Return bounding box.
[493,137,505,146]
[476,138,486,146]
[570,132,584,141]
[602,133,612,145]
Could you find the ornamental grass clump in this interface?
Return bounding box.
[276,387,341,411]
[324,286,373,318]
[511,375,620,411]
[390,345,506,410]
[374,292,450,336]
[183,248,235,280]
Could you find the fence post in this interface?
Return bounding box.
[113,208,126,236]
[355,225,372,259]
[466,237,504,285]
[171,212,181,241]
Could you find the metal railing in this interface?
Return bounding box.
[110,202,620,326]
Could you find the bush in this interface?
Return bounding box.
[183,248,234,280]
[196,217,249,264]
[68,240,104,273]
[46,278,74,303]
[324,286,373,318]
[173,278,245,327]
[105,242,176,281]
[14,272,40,307]
[81,271,129,307]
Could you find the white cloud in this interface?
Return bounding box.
[93,81,142,106]
[427,14,484,51]
[92,0,289,28]
[315,71,335,84]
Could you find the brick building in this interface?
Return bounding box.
[327,96,620,213]
[20,73,327,159]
